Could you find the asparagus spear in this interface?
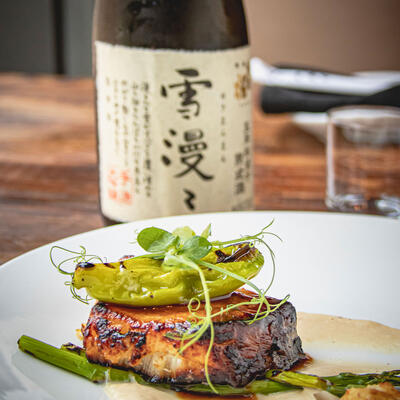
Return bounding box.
[324,370,400,397]
[18,335,400,397]
[266,369,400,397]
[266,370,328,390]
[18,335,133,383]
[176,379,297,396]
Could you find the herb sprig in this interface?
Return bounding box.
[50,246,103,304]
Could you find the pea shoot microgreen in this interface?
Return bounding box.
[49,220,286,394]
[137,227,178,253]
[50,245,103,304]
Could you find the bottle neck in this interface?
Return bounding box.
[93,0,248,50]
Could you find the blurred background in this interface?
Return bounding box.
[1,0,399,263]
[0,0,399,77]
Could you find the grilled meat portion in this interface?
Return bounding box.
[83,290,305,387]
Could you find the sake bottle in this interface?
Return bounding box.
[93,0,253,224]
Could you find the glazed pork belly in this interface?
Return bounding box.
[83,289,305,387]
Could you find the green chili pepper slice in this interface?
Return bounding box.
[72,244,264,306]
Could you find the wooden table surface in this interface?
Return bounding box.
[0,74,326,264]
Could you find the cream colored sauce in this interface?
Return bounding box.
[104,313,400,400]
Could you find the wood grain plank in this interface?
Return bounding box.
[0,75,328,264]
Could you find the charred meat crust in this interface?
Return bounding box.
[83,290,306,387]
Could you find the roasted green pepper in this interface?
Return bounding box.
[72,243,264,306]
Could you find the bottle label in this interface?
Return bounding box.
[95,41,253,222]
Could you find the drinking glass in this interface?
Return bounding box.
[326,106,400,217]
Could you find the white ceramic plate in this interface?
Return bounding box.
[0,211,399,400]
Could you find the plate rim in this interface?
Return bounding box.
[1,210,398,272]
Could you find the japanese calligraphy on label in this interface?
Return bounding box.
[95,41,253,222]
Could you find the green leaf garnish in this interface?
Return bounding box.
[200,223,211,239]
[137,227,178,252]
[172,226,196,245]
[180,235,212,260]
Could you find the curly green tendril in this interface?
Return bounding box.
[50,245,102,304]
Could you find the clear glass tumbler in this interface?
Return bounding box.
[326,106,400,217]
